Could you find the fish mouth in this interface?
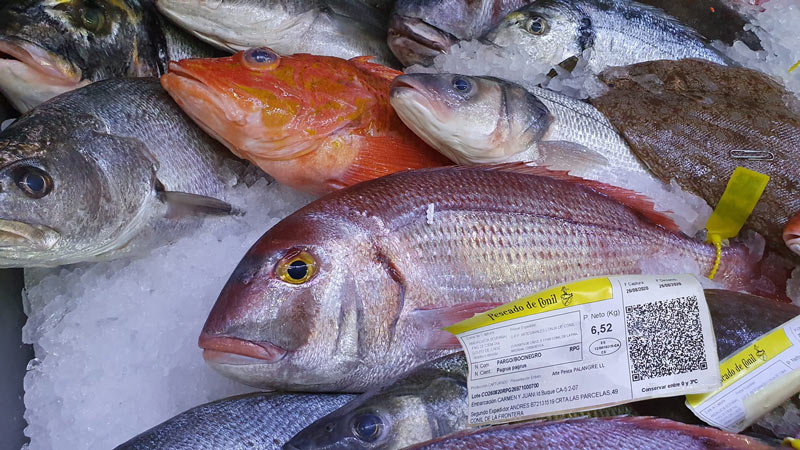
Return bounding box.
[390,75,450,121]
[0,219,60,250]
[0,37,87,112]
[199,334,288,365]
[388,15,457,67]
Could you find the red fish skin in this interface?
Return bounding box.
[199,166,781,393]
[405,416,773,449]
[160,50,451,195]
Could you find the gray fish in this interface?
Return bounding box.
[284,289,799,449]
[0,78,238,267]
[387,0,756,67]
[114,392,357,449]
[389,73,650,182]
[483,0,730,72]
[156,0,398,66]
[0,0,223,112]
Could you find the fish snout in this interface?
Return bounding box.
[388,15,456,66]
[199,333,287,365]
[783,213,800,256]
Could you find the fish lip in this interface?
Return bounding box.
[388,15,456,66]
[162,61,246,124]
[199,334,288,364]
[390,75,439,115]
[0,219,60,250]
[0,37,82,84]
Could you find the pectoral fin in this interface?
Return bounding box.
[536,140,609,172]
[409,302,506,349]
[159,190,239,218]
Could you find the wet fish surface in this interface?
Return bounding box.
[157,0,397,66]
[589,59,800,258]
[387,0,756,66]
[0,78,237,267]
[483,0,730,72]
[198,165,775,393]
[285,289,799,449]
[404,416,771,449]
[0,0,223,112]
[114,392,357,449]
[389,73,649,178]
[161,48,450,195]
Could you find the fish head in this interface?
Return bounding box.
[0,0,163,112]
[200,205,397,390]
[285,364,467,449]
[161,48,386,166]
[390,73,551,164]
[387,13,458,67]
[483,1,585,68]
[156,0,314,54]
[0,111,158,267]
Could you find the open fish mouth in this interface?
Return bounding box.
[0,37,88,112]
[388,15,457,67]
[199,334,288,365]
[0,219,60,250]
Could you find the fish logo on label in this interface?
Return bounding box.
[560,287,574,307]
[754,344,767,362]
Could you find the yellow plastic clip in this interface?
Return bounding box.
[783,437,800,449]
[790,60,800,73]
[704,167,770,279]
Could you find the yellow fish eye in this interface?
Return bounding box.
[276,250,316,284]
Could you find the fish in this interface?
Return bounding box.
[0,0,223,112]
[403,416,771,449]
[198,165,780,393]
[0,78,238,267]
[389,72,650,178]
[482,0,731,73]
[156,0,398,66]
[160,48,451,195]
[284,289,800,449]
[114,392,356,449]
[588,59,800,258]
[387,0,758,67]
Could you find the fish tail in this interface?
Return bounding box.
[716,244,792,302]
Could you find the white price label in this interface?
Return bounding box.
[445,274,720,426]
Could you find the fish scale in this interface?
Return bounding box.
[200,166,767,392]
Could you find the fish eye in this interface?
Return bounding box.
[243,47,280,71]
[452,77,471,93]
[14,166,53,199]
[80,5,105,32]
[525,16,547,35]
[352,413,383,442]
[276,250,316,284]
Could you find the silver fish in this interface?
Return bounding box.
[0,0,222,112]
[156,0,398,66]
[114,392,357,449]
[199,165,776,393]
[284,290,800,449]
[389,73,649,180]
[0,78,237,267]
[483,0,730,73]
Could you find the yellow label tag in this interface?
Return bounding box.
[686,327,792,407]
[444,277,612,335]
[705,167,770,241]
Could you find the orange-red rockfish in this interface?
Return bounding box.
[160,47,451,194]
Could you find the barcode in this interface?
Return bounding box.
[626,296,707,381]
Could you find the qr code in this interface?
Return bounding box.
[626,296,707,381]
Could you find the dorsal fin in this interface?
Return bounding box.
[472,163,681,233]
[348,56,402,82]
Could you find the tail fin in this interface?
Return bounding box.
[716,239,792,302]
